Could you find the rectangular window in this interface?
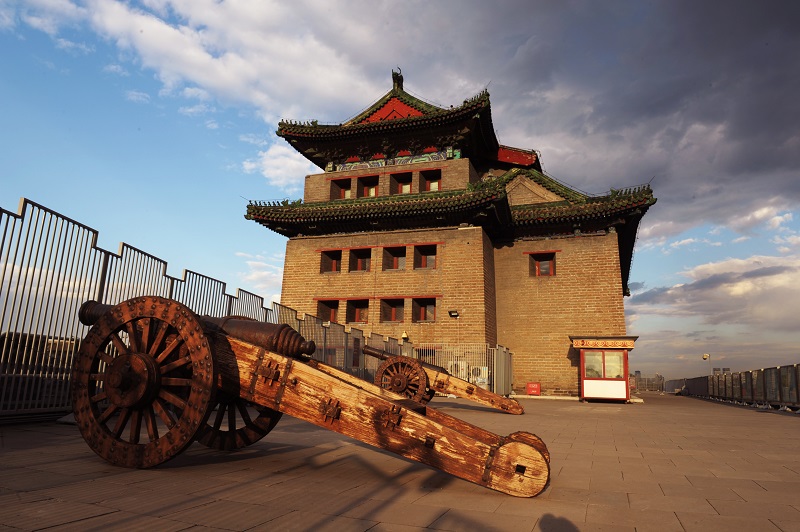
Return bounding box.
[380,299,404,322]
[357,175,379,198]
[422,169,441,192]
[317,300,339,323]
[349,248,371,272]
[584,350,625,379]
[529,253,556,277]
[347,299,369,323]
[331,179,351,200]
[412,298,436,323]
[320,250,342,273]
[382,246,406,270]
[390,172,412,195]
[414,245,437,269]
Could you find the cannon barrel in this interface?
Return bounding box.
[78,300,315,358]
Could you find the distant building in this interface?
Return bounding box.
[247,71,655,396]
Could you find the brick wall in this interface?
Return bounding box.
[302,158,479,203]
[281,226,494,346]
[493,231,627,396]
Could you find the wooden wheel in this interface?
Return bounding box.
[374,356,430,403]
[71,296,215,468]
[195,391,282,450]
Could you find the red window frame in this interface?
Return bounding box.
[383,246,406,271]
[320,250,342,273]
[414,245,437,270]
[347,299,369,324]
[412,298,436,322]
[529,252,556,277]
[349,249,371,272]
[422,169,442,192]
[381,299,404,323]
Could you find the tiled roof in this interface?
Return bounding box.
[245,169,656,239]
[512,184,656,227]
[276,90,490,140]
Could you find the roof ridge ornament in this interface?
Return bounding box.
[392,68,403,91]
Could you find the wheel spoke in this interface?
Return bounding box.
[90,390,108,403]
[159,388,187,410]
[97,403,118,424]
[159,355,192,374]
[98,350,114,366]
[237,401,254,426]
[125,321,140,353]
[129,409,142,444]
[152,397,176,428]
[138,318,152,353]
[155,336,184,364]
[113,408,131,438]
[109,332,129,356]
[212,403,226,431]
[227,402,237,432]
[144,406,159,442]
[161,377,193,387]
[149,321,169,356]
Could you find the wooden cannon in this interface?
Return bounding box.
[70,296,550,497]
[364,345,524,414]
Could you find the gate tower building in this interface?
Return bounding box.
[246,71,655,396]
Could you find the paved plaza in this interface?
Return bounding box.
[1,392,799,531]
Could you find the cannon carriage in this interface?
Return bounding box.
[71,296,549,497]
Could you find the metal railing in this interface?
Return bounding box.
[1,198,513,420]
[666,364,800,410]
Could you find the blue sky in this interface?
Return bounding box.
[2,1,799,379]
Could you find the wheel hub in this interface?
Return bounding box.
[389,374,408,392]
[105,352,160,409]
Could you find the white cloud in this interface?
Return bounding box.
[242,142,317,194]
[769,212,793,230]
[727,201,792,233]
[103,63,128,76]
[630,254,800,332]
[125,89,150,103]
[237,251,285,303]
[55,37,93,54]
[178,103,214,116]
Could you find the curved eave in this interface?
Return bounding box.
[246,188,507,238]
[511,193,656,227]
[277,95,490,141]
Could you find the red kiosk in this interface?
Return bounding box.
[571,336,637,402]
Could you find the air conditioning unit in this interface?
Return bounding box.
[447,361,468,380]
[471,366,491,388]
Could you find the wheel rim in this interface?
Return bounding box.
[374,357,429,402]
[71,296,215,467]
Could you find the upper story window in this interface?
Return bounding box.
[380,299,404,323]
[331,179,351,200]
[349,248,371,272]
[529,252,556,277]
[317,300,339,323]
[412,297,436,323]
[347,299,369,324]
[383,246,406,270]
[421,169,441,192]
[414,245,437,270]
[390,172,412,195]
[358,175,379,198]
[320,250,342,273]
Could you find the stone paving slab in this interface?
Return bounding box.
[1,392,799,531]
